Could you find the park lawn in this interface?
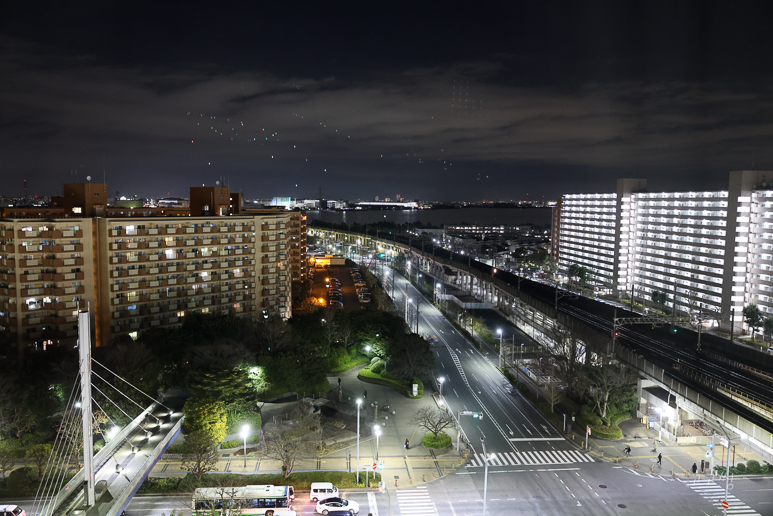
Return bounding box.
[358,367,423,399]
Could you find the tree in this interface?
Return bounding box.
[543,378,563,413]
[386,334,435,382]
[764,317,773,350]
[651,290,668,311]
[263,422,314,478]
[743,304,764,341]
[582,362,631,419]
[567,264,588,285]
[411,407,455,438]
[181,431,220,481]
[182,397,228,443]
[254,314,294,353]
[0,441,18,481]
[26,444,52,479]
[549,327,584,397]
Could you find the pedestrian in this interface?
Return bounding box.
[692,463,698,475]
[405,439,410,450]
[363,389,367,400]
[657,453,662,466]
[338,377,341,387]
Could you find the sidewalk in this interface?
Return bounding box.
[150,367,466,488]
[585,418,767,478]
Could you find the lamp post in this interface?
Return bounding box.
[374,424,381,460]
[438,376,445,401]
[405,298,412,324]
[497,329,503,368]
[356,398,362,484]
[240,424,250,468]
[481,437,489,516]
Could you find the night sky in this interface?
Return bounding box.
[2,1,773,201]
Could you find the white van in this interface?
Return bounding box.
[309,482,339,502]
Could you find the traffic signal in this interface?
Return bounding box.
[473,412,484,420]
[673,328,678,333]
[613,331,619,337]
[705,451,711,459]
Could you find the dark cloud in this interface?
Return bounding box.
[2,2,773,200]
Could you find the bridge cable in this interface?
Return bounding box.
[91,369,157,421]
[92,357,172,411]
[91,384,136,426]
[31,374,82,516]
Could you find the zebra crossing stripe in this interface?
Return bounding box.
[396,486,438,515]
[467,449,594,467]
[680,479,760,516]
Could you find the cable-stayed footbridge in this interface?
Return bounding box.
[30,309,184,516]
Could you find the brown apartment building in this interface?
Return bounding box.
[0,183,307,355]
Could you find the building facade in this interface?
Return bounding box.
[552,171,773,330]
[0,184,305,354]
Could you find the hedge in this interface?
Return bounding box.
[139,471,383,493]
[221,434,262,450]
[421,432,452,449]
[358,367,423,398]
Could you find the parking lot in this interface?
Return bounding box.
[310,266,371,312]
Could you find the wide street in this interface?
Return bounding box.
[378,261,773,516]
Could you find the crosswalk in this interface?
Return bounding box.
[467,449,594,467]
[681,479,761,515]
[396,485,438,516]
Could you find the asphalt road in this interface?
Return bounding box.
[381,264,773,516]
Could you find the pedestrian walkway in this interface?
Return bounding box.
[395,485,438,516]
[680,478,762,515]
[466,449,594,467]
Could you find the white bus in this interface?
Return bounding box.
[192,485,295,516]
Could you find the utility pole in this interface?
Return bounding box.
[415,297,420,334]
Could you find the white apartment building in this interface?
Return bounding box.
[553,171,773,331]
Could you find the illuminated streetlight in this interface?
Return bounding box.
[240,424,250,468]
[356,399,362,484]
[497,329,503,367]
[374,424,381,460]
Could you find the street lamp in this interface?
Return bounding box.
[240,424,250,468]
[356,398,362,484]
[374,424,381,460]
[365,345,371,355]
[497,329,503,368]
[405,298,412,323]
[438,376,445,400]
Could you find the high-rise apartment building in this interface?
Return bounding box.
[552,171,773,331]
[0,183,306,354]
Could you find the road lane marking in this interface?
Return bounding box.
[508,437,565,441]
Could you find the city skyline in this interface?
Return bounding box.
[2,2,773,201]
